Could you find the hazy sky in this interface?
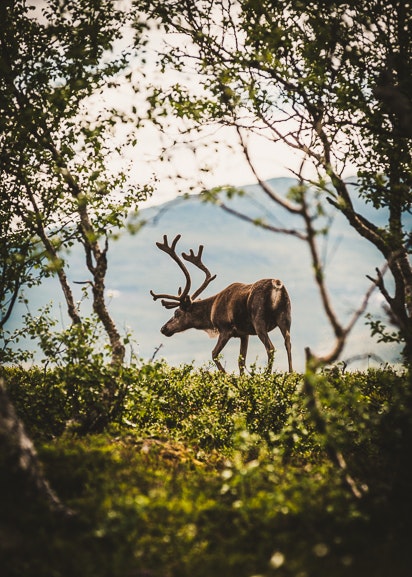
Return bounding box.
[113,20,309,207]
[26,0,356,208]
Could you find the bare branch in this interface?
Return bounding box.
[218,199,307,240]
[236,126,303,214]
[310,264,387,366]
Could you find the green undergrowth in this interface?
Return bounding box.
[1,362,412,577]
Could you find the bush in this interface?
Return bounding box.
[1,363,411,577]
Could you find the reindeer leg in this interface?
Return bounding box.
[256,331,275,373]
[212,333,231,373]
[285,330,293,372]
[279,322,293,373]
[238,335,249,375]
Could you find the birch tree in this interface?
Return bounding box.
[140,0,412,367]
[0,0,151,365]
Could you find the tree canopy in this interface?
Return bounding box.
[0,0,151,364]
[139,0,412,365]
[2,0,411,367]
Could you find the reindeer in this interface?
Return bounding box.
[150,234,293,374]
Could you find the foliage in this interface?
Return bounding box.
[2,287,144,429]
[365,312,403,344]
[1,363,412,576]
[0,0,152,364]
[138,0,412,363]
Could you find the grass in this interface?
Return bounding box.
[1,362,412,576]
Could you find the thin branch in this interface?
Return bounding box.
[23,184,81,325]
[314,265,385,365]
[301,191,344,339]
[218,200,307,240]
[235,125,303,214]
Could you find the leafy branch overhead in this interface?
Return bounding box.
[140,0,412,366]
[0,0,152,364]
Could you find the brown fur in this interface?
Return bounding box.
[161,279,292,374]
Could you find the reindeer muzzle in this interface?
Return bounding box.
[161,324,173,337]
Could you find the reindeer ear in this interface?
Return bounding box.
[180,295,192,311]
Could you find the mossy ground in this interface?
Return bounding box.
[1,363,411,576]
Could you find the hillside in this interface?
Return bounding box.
[7,178,405,372]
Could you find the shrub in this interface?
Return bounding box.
[1,363,411,577]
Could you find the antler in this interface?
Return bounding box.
[182,245,217,300]
[150,234,192,307]
[151,235,217,308]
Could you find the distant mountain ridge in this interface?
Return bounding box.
[8,177,405,372]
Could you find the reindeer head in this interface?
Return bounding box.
[150,234,217,335]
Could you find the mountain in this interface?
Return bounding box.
[7,178,406,372]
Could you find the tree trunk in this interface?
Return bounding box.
[90,240,126,366]
[0,379,71,516]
